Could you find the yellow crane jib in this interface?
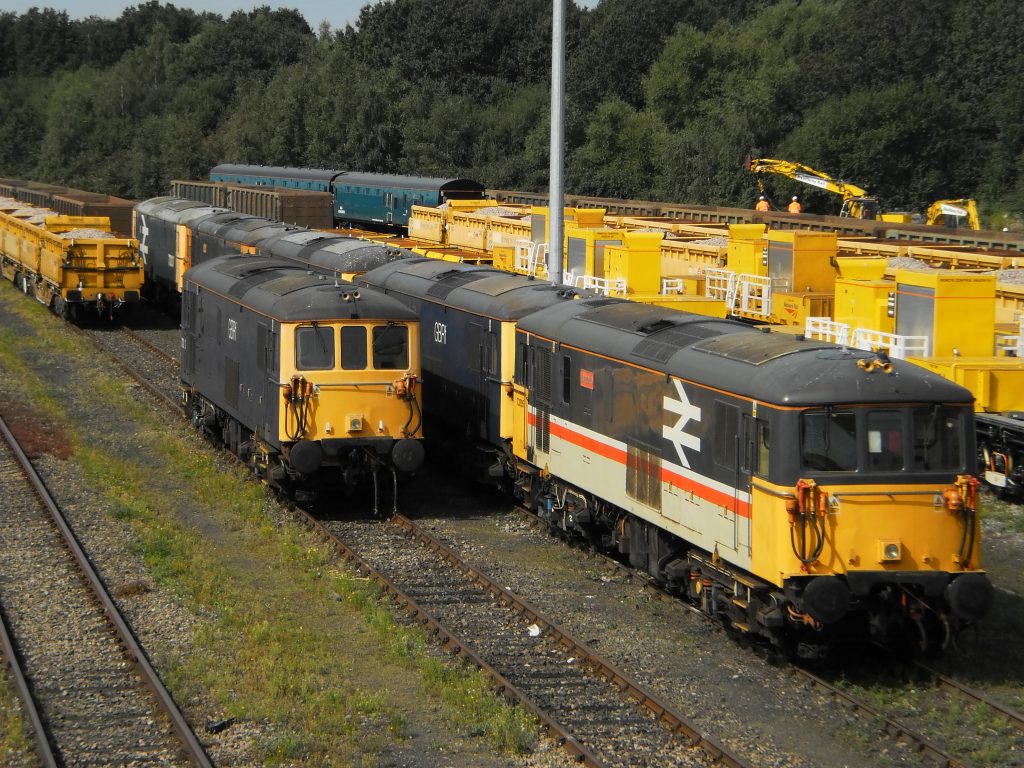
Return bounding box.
[744,156,882,219]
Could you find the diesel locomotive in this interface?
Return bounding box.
[134,196,413,310]
[181,254,425,510]
[208,165,486,229]
[358,258,994,656]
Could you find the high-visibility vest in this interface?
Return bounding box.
[755,200,770,212]
[788,201,802,213]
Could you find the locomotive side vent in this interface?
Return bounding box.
[626,439,662,510]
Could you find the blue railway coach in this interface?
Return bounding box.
[209,164,485,229]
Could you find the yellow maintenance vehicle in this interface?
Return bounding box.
[926,198,981,230]
[744,156,912,222]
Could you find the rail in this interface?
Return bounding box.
[0,599,57,766]
[0,415,212,767]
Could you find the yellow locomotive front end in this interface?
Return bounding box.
[749,399,991,654]
[180,256,425,511]
[274,315,424,483]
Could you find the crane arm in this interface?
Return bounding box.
[744,157,870,201]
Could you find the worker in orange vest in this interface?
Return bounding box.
[788,195,802,213]
[755,195,770,212]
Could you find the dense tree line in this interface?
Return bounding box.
[1,0,1022,223]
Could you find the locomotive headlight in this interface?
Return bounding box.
[879,540,902,563]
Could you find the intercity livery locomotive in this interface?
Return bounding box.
[181,254,424,509]
[208,164,486,228]
[358,259,993,655]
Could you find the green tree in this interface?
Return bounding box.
[567,99,668,199]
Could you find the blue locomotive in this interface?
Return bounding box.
[209,164,485,229]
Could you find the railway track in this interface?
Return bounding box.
[793,658,1024,767]
[916,664,1024,734]
[0,415,211,767]
[316,512,749,768]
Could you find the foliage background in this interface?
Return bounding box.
[1,0,1022,220]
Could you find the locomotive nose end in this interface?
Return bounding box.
[946,573,994,621]
[392,438,425,473]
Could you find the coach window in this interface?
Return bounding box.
[372,323,409,370]
[295,325,335,370]
[340,326,367,370]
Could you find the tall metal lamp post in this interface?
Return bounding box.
[548,0,565,285]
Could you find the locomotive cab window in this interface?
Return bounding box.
[800,405,967,475]
[295,325,334,370]
[801,409,857,472]
[867,410,905,471]
[755,419,771,478]
[372,323,409,370]
[341,326,367,370]
[912,406,965,471]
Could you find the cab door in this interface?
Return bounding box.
[737,413,757,557]
[257,322,278,441]
[466,322,492,440]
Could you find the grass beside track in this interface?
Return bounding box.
[0,669,34,768]
[0,285,539,766]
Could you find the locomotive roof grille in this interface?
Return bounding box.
[691,331,831,365]
[225,267,295,297]
[261,275,322,296]
[463,275,557,298]
[425,270,495,300]
[575,301,674,330]
[632,323,740,363]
